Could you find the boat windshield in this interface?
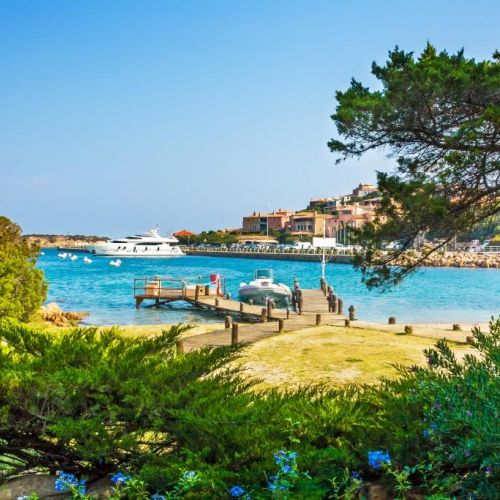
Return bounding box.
[254,269,273,280]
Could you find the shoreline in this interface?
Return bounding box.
[185,248,500,268]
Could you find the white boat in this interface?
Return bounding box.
[239,269,291,304]
[86,227,185,258]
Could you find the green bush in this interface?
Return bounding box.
[1,319,498,498]
[0,216,47,321]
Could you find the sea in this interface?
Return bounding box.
[38,249,500,325]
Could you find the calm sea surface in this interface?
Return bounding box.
[38,249,499,325]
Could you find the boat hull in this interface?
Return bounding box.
[86,248,185,257]
[239,285,291,304]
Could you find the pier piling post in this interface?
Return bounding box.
[224,316,232,330]
[231,323,239,345]
[452,324,461,331]
[344,319,351,327]
[266,299,274,319]
[320,278,327,294]
[316,314,321,326]
[278,319,284,332]
[261,308,267,323]
[388,317,396,325]
[337,298,343,315]
[404,325,413,335]
[215,298,220,307]
[239,302,244,314]
[286,308,290,319]
[204,285,210,296]
[466,336,474,344]
[348,305,356,321]
[195,285,201,301]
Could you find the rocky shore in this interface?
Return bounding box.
[39,303,89,327]
[395,251,500,269]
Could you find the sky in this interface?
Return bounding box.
[1,0,499,236]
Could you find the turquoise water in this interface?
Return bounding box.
[38,249,499,325]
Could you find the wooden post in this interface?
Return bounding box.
[296,289,303,315]
[348,305,356,321]
[286,308,290,319]
[215,298,220,307]
[239,302,244,313]
[267,299,273,319]
[388,316,396,325]
[204,285,210,296]
[316,313,321,325]
[261,308,267,323]
[224,316,232,329]
[195,285,201,301]
[278,318,284,332]
[337,298,343,315]
[466,335,474,344]
[344,319,351,327]
[176,339,184,354]
[404,325,413,335]
[231,323,239,345]
[135,297,143,309]
[226,292,231,300]
[320,278,326,294]
[452,324,461,331]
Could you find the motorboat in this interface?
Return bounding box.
[86,227,185,258]
[239,269,291,304]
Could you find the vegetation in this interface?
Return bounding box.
[1,318,498,498]
[329,44,500,288]
[0,216,47,321]
[175,230,239,246]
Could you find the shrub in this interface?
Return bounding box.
[1,318,498,498]
[0,216,47,321]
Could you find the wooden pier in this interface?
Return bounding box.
[134,276,349,351]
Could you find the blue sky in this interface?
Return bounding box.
[1,0,498,236]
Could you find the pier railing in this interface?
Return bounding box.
[133,275,226,301]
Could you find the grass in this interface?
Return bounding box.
[28,317,473,389]
[236,324,473,389]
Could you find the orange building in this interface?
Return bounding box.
[242,209,293,233]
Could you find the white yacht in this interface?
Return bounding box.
[86,228,185,258]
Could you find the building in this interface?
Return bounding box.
[242,209,293,233]
[289,211,333,236]
[352,183,378,198]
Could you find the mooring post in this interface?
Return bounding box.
[337,298,343,315]
[404,325,414,335]
[316,313,321,326]
[267,299,273,319]
[224,316,232,329]
[344,319,351,327]
[215,298,220,307]
[239,302,244,314]
[388,316,396,325]
[261,308,267,323]
[231,323,239,345]
[348,305,356,321]
[452,324,461,331]
[286,307,290,319]
[320,278,326,294]
[278,318,284,332]
[195,285,201,301]
[204,285,210,296]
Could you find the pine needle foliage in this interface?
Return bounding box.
[0,319,498,497]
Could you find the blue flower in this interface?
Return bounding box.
[268,482,277,491]
[54,472,86,494]
[182,470,197,479]
[111,472,131,485]
[367,450,391,469]
[281,464,292,474]
[351,471,363,481]
[422,428,430,439]
[150,495,166,500]
[230,485,246,497]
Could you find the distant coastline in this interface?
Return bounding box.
[25,234,108,248]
